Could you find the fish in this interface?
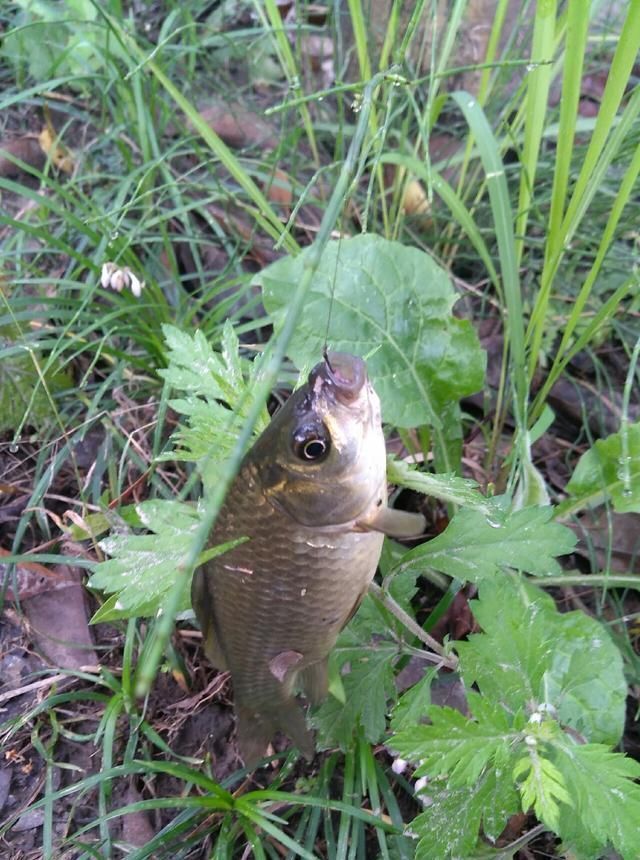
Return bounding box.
[191,352,424,767]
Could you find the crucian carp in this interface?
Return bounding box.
[191,352,424,767]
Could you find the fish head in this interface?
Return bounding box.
[250,352,387,526]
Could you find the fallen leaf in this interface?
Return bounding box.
[0,548,68,601]
[22,566,97,670]
[121,786,156,847]
[0,137,45,178]
[192,98,277,150]
[402,178,430,216]
[37,126,74,174]
[265,167,292,208]
[571,511,640,574]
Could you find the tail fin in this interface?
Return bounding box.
[300,659,328,705]
[235,697,315,769]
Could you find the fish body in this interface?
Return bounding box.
[192,353,396,766]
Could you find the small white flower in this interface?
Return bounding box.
[100,261,145,298]
[391,757,408,775]
[111,268,126,292]
[128,271,144,298]
[100,261,116,288]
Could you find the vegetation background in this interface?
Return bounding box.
[0,0,639,858]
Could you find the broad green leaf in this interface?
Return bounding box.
[88,500,242,620]
[553,741,640,859]
[386,457,492,513]
[544,611,627,745]
[66,506,141,541]
[255,235,486,428]
[391,503,576,582]
[561,421,640,514]
[459,578,628,745]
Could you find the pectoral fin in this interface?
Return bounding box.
[191,568,228,670]
[269,650,304,684]
[357,506,425,538]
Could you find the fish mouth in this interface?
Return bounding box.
[310,352,367,405]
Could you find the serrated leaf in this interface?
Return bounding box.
[412,779,484,860]
[311,644,397,749]
[255,235,486,428]
[562,421,640,513]
[157,322,269,489]
[392,503,576,582]
[553,741,640,859]
[392,704,517,787]
[88,500,241,619]
[386,457,492,513]
[411,768,519,859]
[390,669,437,733]
[90,500,201,616]
[513,752,571,832]
[457,578,560,710]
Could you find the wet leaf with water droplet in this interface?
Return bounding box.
[390,500,576,583]
[562,421,640,514]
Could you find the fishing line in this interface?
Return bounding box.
[322,225,345,370]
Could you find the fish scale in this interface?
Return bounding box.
[212,466,384,677]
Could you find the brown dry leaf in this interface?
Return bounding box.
[0,137,46,178]
[21,566,97,670]
[194,98,277,150]
[266,167,292,208]
[37,127,74,174]
[571,511,640,574]
[0,548,70,601]
[402,178,430,216]
[121,786,156,847]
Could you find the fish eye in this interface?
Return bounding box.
[293,424,330,462]
[303,438,327,460]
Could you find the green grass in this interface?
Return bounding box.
[1,0,639,857]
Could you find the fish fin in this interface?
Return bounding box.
[357,506,425,538]
[235,697,315,769]
[235,704,275,769]
[191,569,228,670]
[300,660,328,705]
[269,650,303,684]
[276,698,316,761]
[341,584,369,630]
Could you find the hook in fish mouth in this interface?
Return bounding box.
[312,351,367,405]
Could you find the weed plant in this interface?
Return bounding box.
[1,0,639,858]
